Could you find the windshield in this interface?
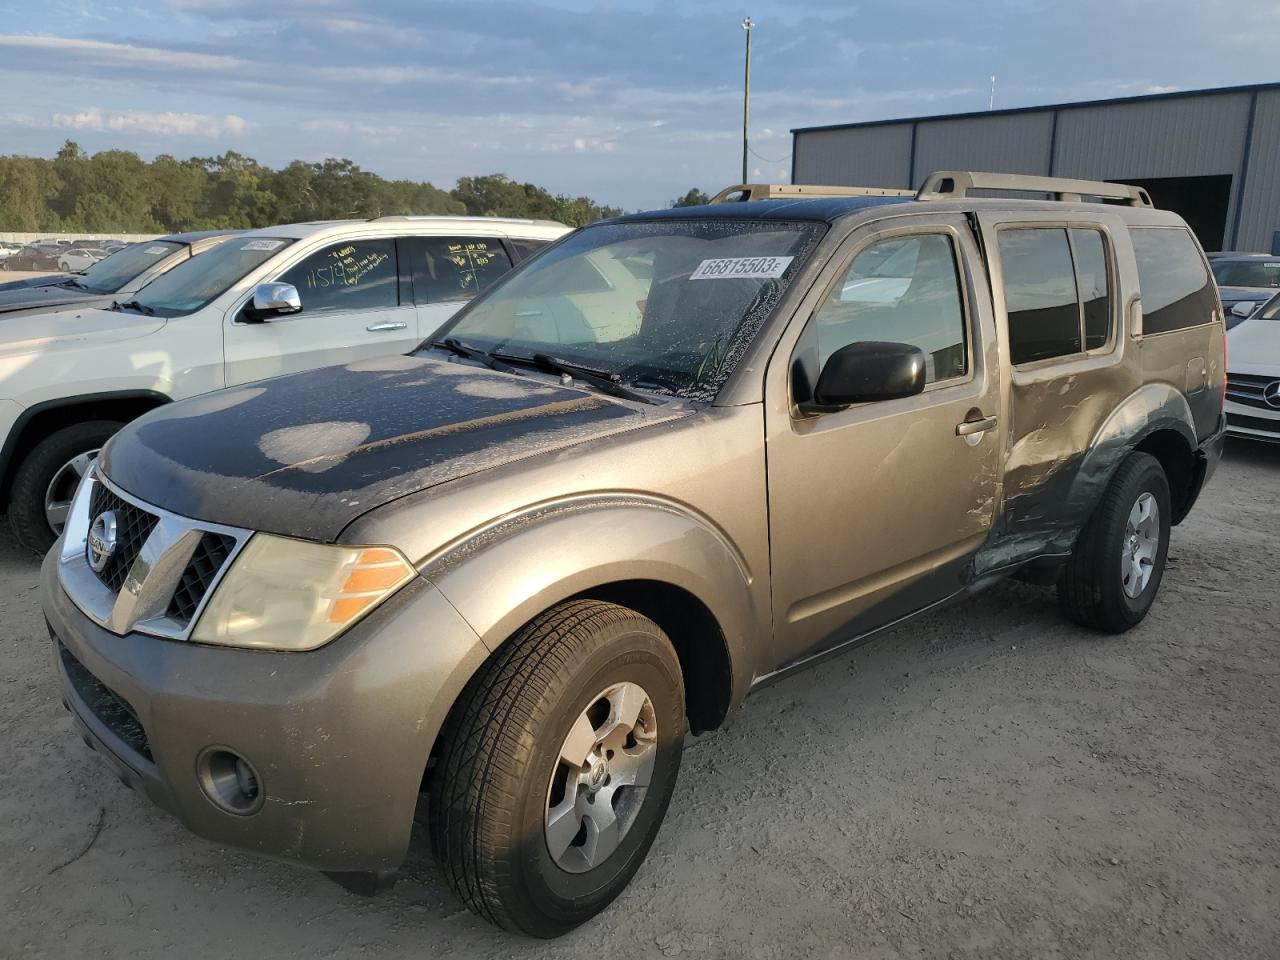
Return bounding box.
[1212,259,1280,289]
[129,237,295,316]
[431,219,824,401]
[72,242,184,293]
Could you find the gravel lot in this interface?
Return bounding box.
[2,441,1277,959]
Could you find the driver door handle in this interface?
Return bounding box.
[366,321,407,332]
[956,414,998,437]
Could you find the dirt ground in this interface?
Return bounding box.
[2,441,1277,959]
[0,270,63,281]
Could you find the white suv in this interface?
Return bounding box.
[0,215,569,550]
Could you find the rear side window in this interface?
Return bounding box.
[1130,227,1216,334]
[1072,229,1112,350]
[411,237,513,304]
[998,227,1114,364]
[507,238,550,263]
[999,228,1081,364]
[279,239,399,312]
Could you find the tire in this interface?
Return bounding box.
[429,599,685,937]
[1058,452,1171,633]
[8,420,122,553]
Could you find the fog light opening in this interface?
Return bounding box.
[197,748,264,815]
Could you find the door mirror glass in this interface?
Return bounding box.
[813,340,926,407]
[251,282,302,318]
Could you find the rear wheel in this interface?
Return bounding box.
[429,599,685,937]
[8,421,121,553]
[1058,452,1171,633]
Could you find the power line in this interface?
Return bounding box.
[748,144,791,164]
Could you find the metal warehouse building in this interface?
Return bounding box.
[791,82,1280,253]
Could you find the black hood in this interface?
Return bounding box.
[100,355,685,541]
[0,276,105,314]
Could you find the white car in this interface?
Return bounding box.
[0,215,569,549]
[1224,291,1280,443]
[57,247,108,272]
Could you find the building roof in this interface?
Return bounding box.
[791,81,1280,136]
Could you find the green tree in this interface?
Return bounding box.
[672,187,712,207]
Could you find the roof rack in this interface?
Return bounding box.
[916,171,1153,207]
[710,183,915,204]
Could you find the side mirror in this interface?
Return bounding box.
[247,282,302,321]
[812,340,926,408]
[1230,300,1257,319]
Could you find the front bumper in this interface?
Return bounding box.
[1224,397,1280,443]
[41,548,487,872]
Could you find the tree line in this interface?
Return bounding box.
[0,141,638,233]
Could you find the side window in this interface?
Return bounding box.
[278,239,399,313]
[1129,227,1216,334]
[507,238,550,263]
[1071,228,1112,350]
[998,228,1081,364]
[797,233,968,390]
[412,237,513,304]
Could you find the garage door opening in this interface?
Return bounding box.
[1110,175,1233,251]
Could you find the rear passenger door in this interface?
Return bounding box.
[224,237,418,386]
[977,213,1135,550]
[406,236,514,341]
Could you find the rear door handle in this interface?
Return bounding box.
[366,321,408,332]
[956,414,998,437]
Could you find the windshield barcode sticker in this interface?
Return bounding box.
[689,256,794,280]
[142,245,169,255]
[241,239,286,251]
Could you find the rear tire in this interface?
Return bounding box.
[1057,452,1171,633]
[429,599,685,937]
[8,420,121,553]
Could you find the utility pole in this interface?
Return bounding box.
[989,74,997,111]
[742,16,754,184]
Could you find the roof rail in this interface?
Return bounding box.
[711,183,915,204]
[916,171,1153,207]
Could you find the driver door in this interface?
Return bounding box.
[223,237,419,386]
[764,216,1003,671]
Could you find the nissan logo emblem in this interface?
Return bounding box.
[86,510,118,574]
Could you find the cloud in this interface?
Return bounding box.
[52,107,248,138]
[0,34,240,71]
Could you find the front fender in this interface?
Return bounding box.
[419,494,763,709]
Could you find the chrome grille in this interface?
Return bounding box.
[57,468,250,640]
[1225,373,1279,410]
[166,532,237,625]
[86,484,159,592]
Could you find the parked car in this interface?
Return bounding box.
[1224,290,1280,442]
[2,245,62,271]
[0,241,23,261]
[40,172,1224,936]
[1210,253,1280,328]
[57,247,109,272]
[0,231,236,319]
[0,216,567,550]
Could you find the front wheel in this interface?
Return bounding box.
[1058,452,1171,633]
[429,599,685,937]
[8,420,122,553]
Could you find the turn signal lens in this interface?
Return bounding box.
[191,536,416,651]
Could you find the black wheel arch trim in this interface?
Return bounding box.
[0,390,171,499]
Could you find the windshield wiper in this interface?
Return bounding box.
[110,300,155,316]
[431,337,522,374]
[496,352,659,406]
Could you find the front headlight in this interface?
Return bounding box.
[191,534,416,651]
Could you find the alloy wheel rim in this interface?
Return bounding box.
[544,680,657,874]
[1121,491,1160,599]
[45,449,99,535]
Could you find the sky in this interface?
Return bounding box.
[0,0,1277,211]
